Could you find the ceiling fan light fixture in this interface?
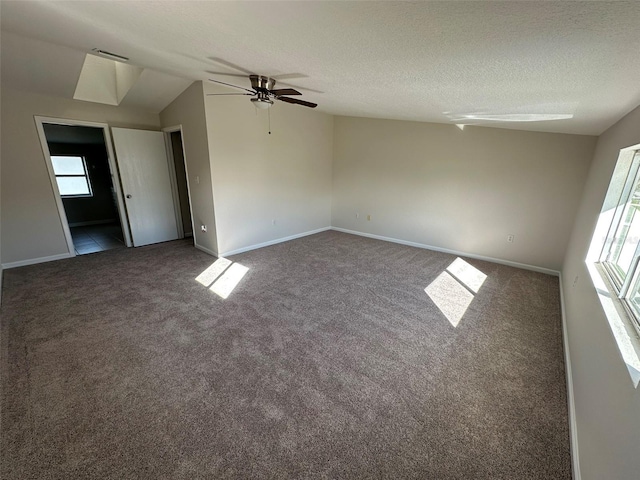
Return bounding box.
[251,97,274,109]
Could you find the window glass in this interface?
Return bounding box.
[56,176,91,196]
[626,276,640,318]
[601,150,640,330]
[52,156,86,175]
[51,155,92,197]
[606,181,640,284]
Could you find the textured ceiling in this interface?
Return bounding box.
[2,0,640,134]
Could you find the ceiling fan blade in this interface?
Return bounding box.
[208,78,255,94]
[270,88,302,96]
[277,81,325,94]
[206,70,250,79]
[272,73,308,81]
[207,57,255,75]
[206,93,254,96]
[277,96,317,108]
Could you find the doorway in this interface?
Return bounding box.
[35,117,132,256]
[36,118,196,258]
[164,126,194,243]
[43,124,127,255]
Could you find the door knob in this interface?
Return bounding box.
[126,194,132,199]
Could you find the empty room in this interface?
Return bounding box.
[1,1,639,479]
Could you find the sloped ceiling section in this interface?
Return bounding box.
[1,30,84,100]
[119,69,195,112]
[72,53,191,111]
[1,31,192,113]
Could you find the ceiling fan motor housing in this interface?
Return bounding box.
[250,75,276,92]
[208,71,317,108]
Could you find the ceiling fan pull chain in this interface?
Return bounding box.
[268,108,271,135]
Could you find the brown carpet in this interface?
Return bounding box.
[1,231,570,479]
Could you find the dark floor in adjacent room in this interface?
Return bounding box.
[0,231,571,479]
[70,222,125,255]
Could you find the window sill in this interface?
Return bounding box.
[588,262,640,388]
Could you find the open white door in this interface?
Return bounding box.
[111,127,179,247]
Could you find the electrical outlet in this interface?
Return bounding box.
[367,214,371,221]
[507,234,514,243]
[201,225,207,232]
[356,213,359,219]
[272,219,277,226]
[573,275,579,287]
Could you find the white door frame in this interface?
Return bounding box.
[34,116,133,254]
[162,125,196,241]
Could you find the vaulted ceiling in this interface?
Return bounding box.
[2,1,640,134]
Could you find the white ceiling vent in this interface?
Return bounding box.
[73,53,143,106]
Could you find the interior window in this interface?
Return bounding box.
[51,155,92,197]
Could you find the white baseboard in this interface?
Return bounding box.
[194,242,219,258]
[558,274,581,480]
[331,227,560,276]
[1,252,74,269]
[218,227,332,257]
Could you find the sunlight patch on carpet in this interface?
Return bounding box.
[446,257,487,293]
[196,258,232,286]
[425,258,486,327]
[196,258,249,299]
[210,263,249,299]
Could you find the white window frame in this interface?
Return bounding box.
[52,155,93,198]
[589,143,640,387]
[599,150,640,335]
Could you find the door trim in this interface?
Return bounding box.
[34,116,133,253]
[162,125,197,243]
[163,126,185,238]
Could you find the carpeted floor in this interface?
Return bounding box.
[1,231,570,479]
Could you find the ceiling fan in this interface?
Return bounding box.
[207,75,317,109]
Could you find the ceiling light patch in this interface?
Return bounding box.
[444,104,577,124]
[457,113,574,122]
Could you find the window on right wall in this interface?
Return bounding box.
[589,144,640,387]
[600,149,640,334]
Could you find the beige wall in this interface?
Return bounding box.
[160,82,219,255]
[332,116,597,271]
[1,83,3,297]
[203,82,333,255]
[3,75,638,479]
[0,86,160,265]
[561,104,640,480]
